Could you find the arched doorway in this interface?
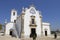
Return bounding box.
[30,28,37,38]
[10,31,13,36]
[9,29,13,36]
[45,31,47,36]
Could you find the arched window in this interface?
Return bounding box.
[14,20,16,23]
[13,12,15,16]
[32,19,34,24]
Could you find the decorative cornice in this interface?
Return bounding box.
[30,16,35,18]
[29,24,37,27]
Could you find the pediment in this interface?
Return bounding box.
[29,6,36,14]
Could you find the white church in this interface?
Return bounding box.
[4,5,51,38]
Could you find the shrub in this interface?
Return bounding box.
[0,24,2,30]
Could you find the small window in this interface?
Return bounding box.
[32,19,35,24]
[14,20,16,23]
[13,12,15,16]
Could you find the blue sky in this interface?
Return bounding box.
[0,0,60,31]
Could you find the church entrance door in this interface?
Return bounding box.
[45,31,47,36]
[30,28,37,38]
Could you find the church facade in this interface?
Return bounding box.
[5,5,51,38]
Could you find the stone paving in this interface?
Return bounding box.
[36,37,60,40]
[0,35,60,40]
[20,36,60,40]
[0,35,20,40]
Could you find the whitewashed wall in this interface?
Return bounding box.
[10,9,17,22]
[5,6,51,38]
[24,6,42,38]
[5,23,15,35]
[16,16,21,38]
[42,22,51,36]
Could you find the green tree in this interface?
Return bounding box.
[0,24,2,30]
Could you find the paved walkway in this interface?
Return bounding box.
[0,35,60,40]
[21,36,60,40]
[36,37,60,40]
[0,35,20,40]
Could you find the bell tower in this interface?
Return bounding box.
[10,9,17,23]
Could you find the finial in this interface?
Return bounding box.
[22,7,24,11]
[5,19,7,24]
[25,7,28,10]
[22,7,25,13]
[30,4,35,7]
